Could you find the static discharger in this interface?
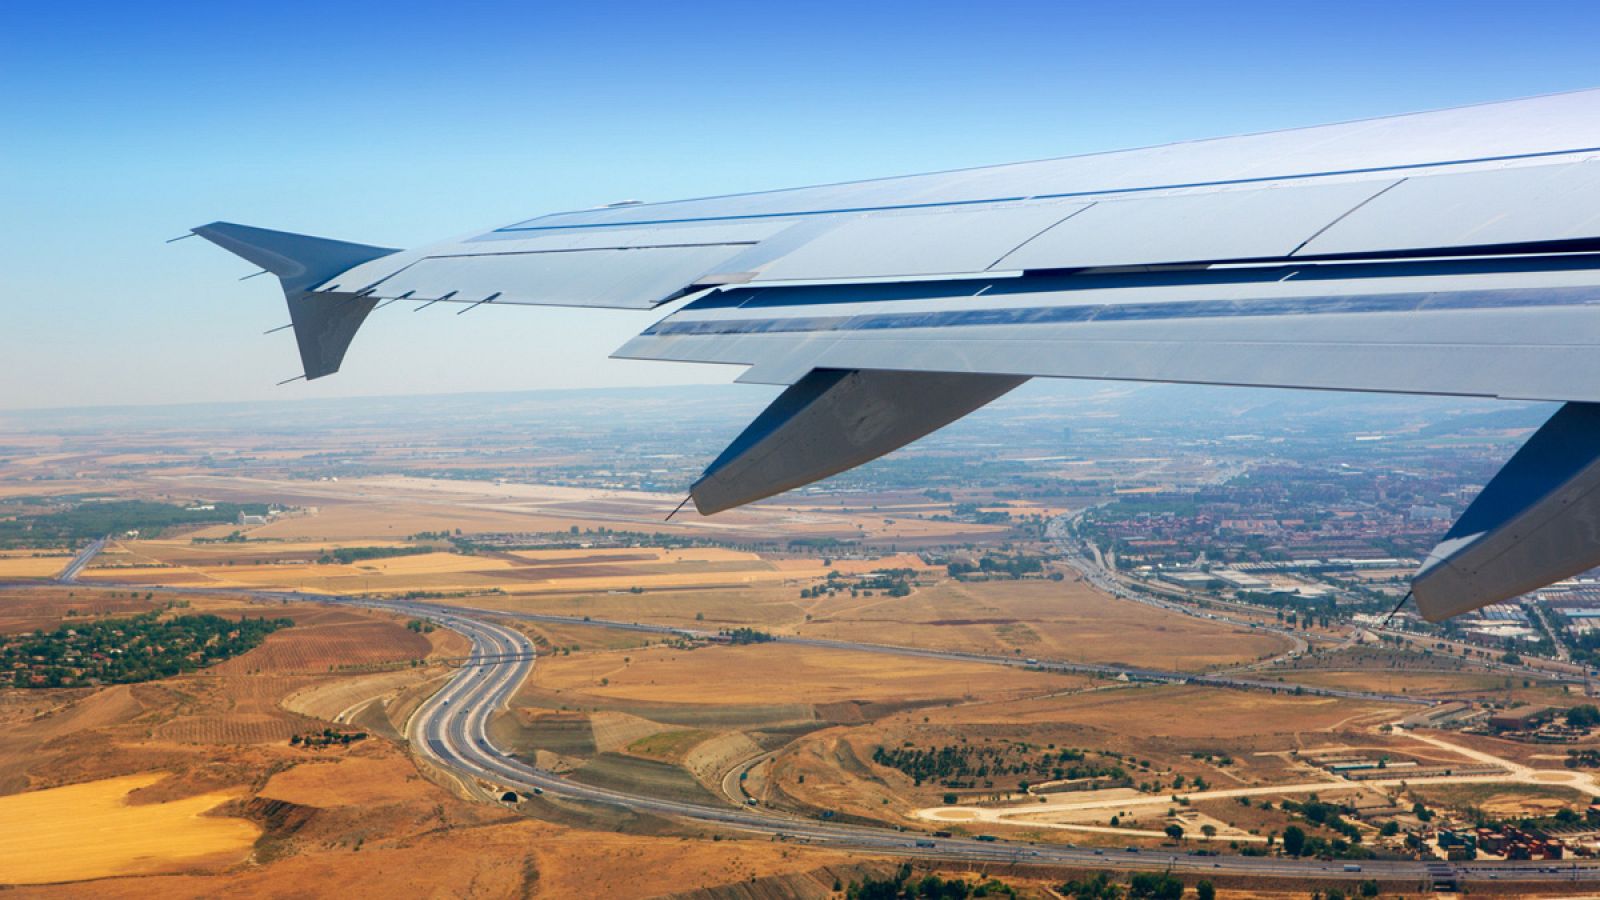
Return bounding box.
[664,495,692,522]
[263,323,293,335]
[457,292,502,315]
[414,290,457,312]
[1380,590,1414,629]
[238,269,269,281]
[276,374,306,386]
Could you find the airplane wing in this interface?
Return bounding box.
[193,88,1600,621]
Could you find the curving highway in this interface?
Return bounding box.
[7,576,1600,885]
[397,598,1600,887]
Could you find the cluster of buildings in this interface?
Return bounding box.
[1438,825,1570,861]
[1478,705,1599,743]
[1079,458,1484,575]
[1451,602,1541,643]
[1397,703,1595,743]
[1306,748,1502,782]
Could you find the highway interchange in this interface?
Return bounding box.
[8,564,1600,886]
[368,593,1600,887]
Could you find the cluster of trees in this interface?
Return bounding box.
[191,530,249,544]
[1566,748,1600,768]
[1058,872,1206,900]
[1567,704,1600,728]
[1566,628,1600,666]
[1284,796,1359,835]
[801,569,915,599]
[317,545,433,565]
[0,499,270,548]
[844,864,1015,899]
[1,611,292,688]
[946,554,1045,580]
[936,502,1012,525]
[873,742,1124,789]
[405,619,436,634]
[291,728,368,749]
[720,627,775,645]
[1277,819,1370,861]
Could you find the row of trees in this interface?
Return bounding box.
[873,742,1124,789]
[844,864,1016,899]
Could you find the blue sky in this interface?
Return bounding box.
[3,0,1598,410]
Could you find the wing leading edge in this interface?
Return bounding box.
[194,88,1600,619]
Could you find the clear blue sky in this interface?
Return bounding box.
[3,0,1598,410]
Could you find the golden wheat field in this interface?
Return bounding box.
[0,773,259,884]
[0,552,72,579]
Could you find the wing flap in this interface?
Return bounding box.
[1299,158,1600,256]
[750,202,1088,281]
[993,179,1398,270]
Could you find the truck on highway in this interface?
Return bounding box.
[1343,864,1362,872]
[914,840,935,848]
[974,835,997,842]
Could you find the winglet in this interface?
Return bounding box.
[191,222,401,380]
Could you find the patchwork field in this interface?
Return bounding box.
[9,421,1594,895]
[94,537,934,599]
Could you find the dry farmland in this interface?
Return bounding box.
[0,773,258,884]
[527,641,1083,707]
[798,578,1291,671]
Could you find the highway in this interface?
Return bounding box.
[393,597,1600,887]
[1044,513,1592,689]
[6,577,1600,884]
[54,535,107,583]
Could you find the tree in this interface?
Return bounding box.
[1359,880,1380,898]
[1059,872,1122,900]
[1200,824,1217,840]
[1379,820,1400,837]
[1128,873,1182,900]
[1282,825,1307,857]
[943,793,958,805]
[1195,881,1216,900]
[1568,704,1600,728]
[1165,823,1185,841]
